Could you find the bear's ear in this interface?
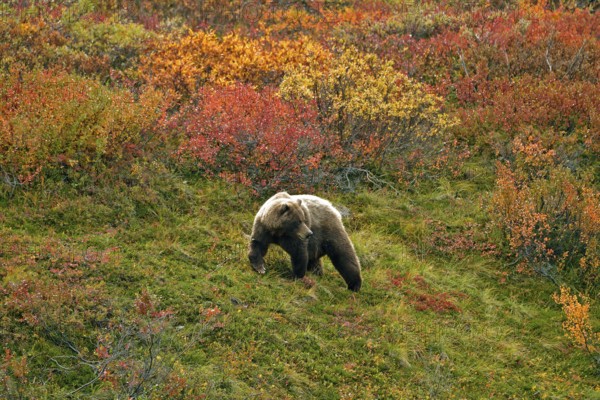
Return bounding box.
[280,203,289,214]
[272,192,291,200]
[296,199,302,206]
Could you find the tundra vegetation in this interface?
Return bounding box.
[0,0,598,398]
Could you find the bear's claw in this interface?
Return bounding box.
[253,265,266,274]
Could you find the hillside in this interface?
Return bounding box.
[1,0,599,398]
[1,175,597,398]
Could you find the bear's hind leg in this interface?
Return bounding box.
[307,258,323,276]
[326,241,362,292]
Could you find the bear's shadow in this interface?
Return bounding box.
[265,247,296,280]
[265,248,327,281]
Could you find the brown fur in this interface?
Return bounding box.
[248,192,362,291]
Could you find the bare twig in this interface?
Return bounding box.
[66,365,107,397]
[458,48,469,78]
[534,262,560,287]
[563,40,587,80]
[545,35,555,73]
[341,167,401,195]
[503,49,511,76]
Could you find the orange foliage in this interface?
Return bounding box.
[553,286,599,359]
[492,160,600,290]
[579,189,600,281]
[141,31,330,95]
[0,13,66,72]
[492,162,552,273]
[511,134,557,176]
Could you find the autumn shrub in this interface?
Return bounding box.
[0,2,154,82]
[0,349,29,400]
[256,5,325,39]
[141,30,330,96]
[0,4,68,72]
[553,286,600,371]
[456,76,600,157]
[0,67,171,189]
[65,15,154,79]
[1,255,113,395]
[4,277,110,347]
[328,1,461,81]
[84,0,246,31]
[176,84,332,194]
[451,4,600,83]
[89,290,181,399]
[1,281,185,397]
[332,2,598,94]
[491,161,600,292]
[0,233,188,398]
[280,47,457,186]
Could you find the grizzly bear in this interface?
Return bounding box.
[248,192,362,291]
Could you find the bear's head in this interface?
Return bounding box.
[262,197,312,241]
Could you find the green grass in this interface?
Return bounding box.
[1,175,598,399]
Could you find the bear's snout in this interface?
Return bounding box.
[298,224,313,240]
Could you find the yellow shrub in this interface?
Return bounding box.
[553,286,600,369]
[280,47,457,175]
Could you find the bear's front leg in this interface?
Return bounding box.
[280,238,309,279]
[291,248,309,278]
[248,239,269,274]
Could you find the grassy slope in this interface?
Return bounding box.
[2,172,598,399]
